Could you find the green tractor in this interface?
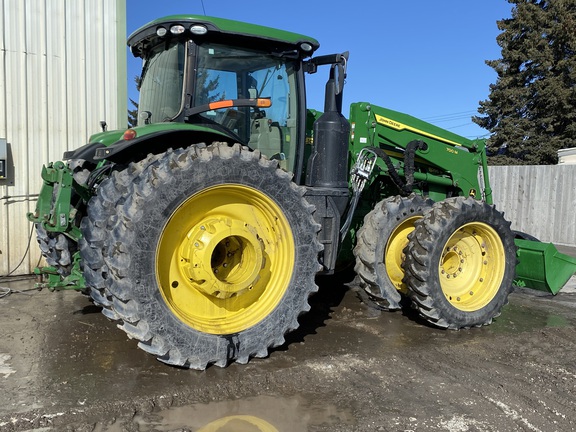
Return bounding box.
[28,15,576,369]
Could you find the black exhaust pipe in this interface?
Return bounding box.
[305,53,350,189]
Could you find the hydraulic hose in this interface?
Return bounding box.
[403,140,428,193]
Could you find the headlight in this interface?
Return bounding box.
[170,25,186,35]
[190,24,208,35]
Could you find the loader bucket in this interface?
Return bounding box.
[514,239,576,294]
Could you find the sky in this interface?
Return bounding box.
[126,0,513,140]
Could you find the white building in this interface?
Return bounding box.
[558,147,576,165]
[0,0,127,275]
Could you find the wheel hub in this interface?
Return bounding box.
[179,217,265,298]
[439,223,504,310]
[441,246,464,279]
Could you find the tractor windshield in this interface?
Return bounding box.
[137,40,186,125]
[193,43,300,170]
[136,39,301,171]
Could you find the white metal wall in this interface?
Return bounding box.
[489,165,576,247]
[0,0,127,275]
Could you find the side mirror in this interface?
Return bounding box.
[334,63,345,95]
[333,51,348,95]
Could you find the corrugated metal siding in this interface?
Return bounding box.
[0,0,127,275]
[489,165,576,247]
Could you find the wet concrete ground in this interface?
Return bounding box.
[1,257,576,431]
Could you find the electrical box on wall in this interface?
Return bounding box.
[0,138,6,179]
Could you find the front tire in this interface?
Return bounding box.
[403,197,516,329]
[81,143,321,369]
[353,194,433,310]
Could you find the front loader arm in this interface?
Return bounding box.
[349,102,489,203]
[348,102,576,295]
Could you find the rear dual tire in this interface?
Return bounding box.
[80,143,321,369]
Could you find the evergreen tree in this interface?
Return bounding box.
[473,0,576,165]
[127,76,139,128]
[195,69,222,105]
[127,97,138,128]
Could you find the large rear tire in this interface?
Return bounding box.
[353,194,433,310]
[80,143,321,369]
[403,197,516,329]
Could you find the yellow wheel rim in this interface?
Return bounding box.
[439,222,505,311]
[198,415,278,432]
[385,216,420,293]
[156,184,295,334]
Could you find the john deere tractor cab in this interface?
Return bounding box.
[28,15,576,370]
[125,16,321,175]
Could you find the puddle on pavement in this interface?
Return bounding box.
[489,299,574,334]
[96,394,354,431]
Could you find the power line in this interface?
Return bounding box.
[445,122,476,130]
[421,110,479,123]
[421,110,478,120]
